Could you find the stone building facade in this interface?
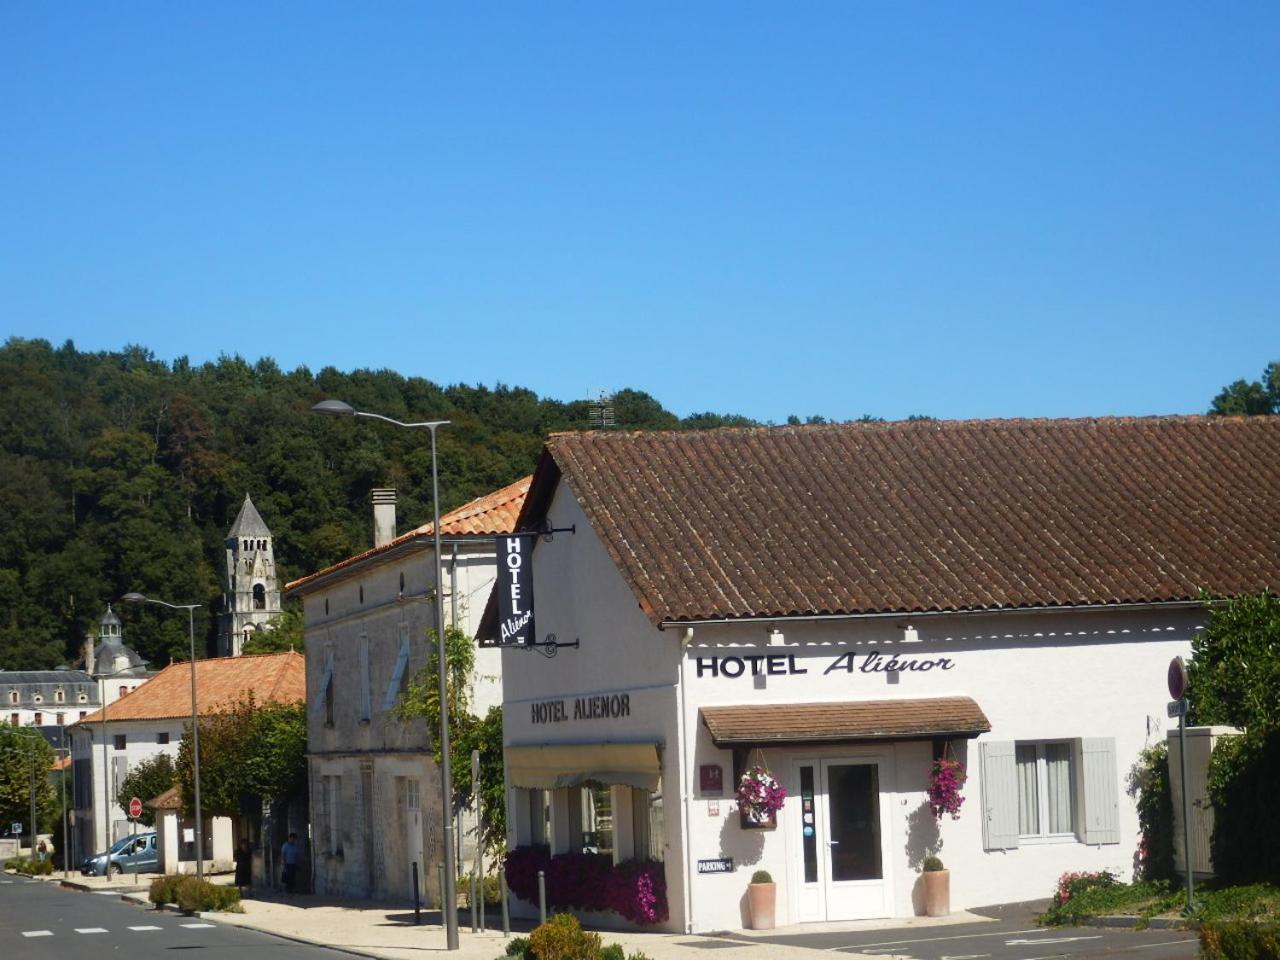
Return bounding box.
[219,494,283,656]
[288,479,527,902]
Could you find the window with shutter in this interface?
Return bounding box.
[383,627,410,711]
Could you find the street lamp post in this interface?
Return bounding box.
[94,663,141,876]
[121,594,204,884]
[312,399,458,950]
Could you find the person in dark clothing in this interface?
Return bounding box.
[234,838,253,894]
[281,833,300,894]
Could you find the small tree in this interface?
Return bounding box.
[116,754,176,828]
[1188,591,1280,731]
[396,625,506,855]
[0,726,55,834]
[176,695,307,818]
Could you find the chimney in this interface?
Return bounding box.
[372,489,397,548]
[83,631,96,676]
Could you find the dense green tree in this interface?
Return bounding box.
[175,696,307,818]
[0,726,56,835]
[0,338,753,670]
[1209,361,1280,415]
[1188,591,1280,732]
[116,754,176,827]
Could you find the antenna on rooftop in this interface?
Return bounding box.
[587,389,616,430]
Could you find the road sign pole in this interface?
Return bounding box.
[1179,700,1194,913]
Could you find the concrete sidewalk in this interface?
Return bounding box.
[187,892,905,960]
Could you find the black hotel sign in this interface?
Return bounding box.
[497,534,535,645]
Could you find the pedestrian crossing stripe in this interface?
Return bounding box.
[181,923,216,928]
[22,931,54,937]
[128,925,163,931]
[76,928,110,933]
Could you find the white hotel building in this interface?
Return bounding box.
[484,416,1279,932]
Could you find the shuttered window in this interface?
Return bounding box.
[981,737,1119,850]
[358,635,371,722]
[383,626,410,711]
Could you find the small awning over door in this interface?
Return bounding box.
[700,697,990,747]
[506,742,662,791]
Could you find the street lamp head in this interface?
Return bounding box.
[312,399,356,417]
[120,592,147,603]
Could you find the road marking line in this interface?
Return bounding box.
[22,931,55,937]
[181,923,216,928]
[1130,940,1199,950]
[129,925,164,931]
[1007,935,1102,945]
[76,928,110,934]
[830,928,1042,950]
[94,889,122,894]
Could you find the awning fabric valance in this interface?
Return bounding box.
[506,742,662,791]
[700,697,991,748]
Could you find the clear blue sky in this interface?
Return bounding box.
[3,3,1277,422]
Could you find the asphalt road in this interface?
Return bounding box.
[0,875,342,960]
[725,902,1200,960]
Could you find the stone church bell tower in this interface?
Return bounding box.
[218,493,282,656]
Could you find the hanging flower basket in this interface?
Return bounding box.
[927,756,967,820]
[737,764,788,827]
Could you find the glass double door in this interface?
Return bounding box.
[794,757,892,921]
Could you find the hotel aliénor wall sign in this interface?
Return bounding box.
[693,649,956,679]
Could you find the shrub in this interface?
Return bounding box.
[149,874,242,913]
[1209,729,1280,885]
[600,945,625,960]
[626,954,653,960]
[922,856,944,872]
[503,936,532,958]
[1127,742,1175,882]
[504,848,668,926]
[528,913,603,960]
[750,870,772,884]
[1200,920,1280,960]
[5,857,53,876]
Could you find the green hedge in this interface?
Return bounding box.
[497,916,653,960]
[148,875,242,913]
[1209,730,1280,885]
[1200,920,1280,959]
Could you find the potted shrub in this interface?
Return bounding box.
[922,856,949,917]
[747,869,776,930]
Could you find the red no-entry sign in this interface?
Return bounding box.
[128,797,143,819]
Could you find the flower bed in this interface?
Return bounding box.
[504,847,668,926]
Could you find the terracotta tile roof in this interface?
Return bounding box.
[514,416,1280,624]
[287,476,530,594]
[147,785,182,810]
[700,697,992,746]
[71,651,305,726]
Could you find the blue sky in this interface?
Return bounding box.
[2,3,1277,422]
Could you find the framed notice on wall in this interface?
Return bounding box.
[699,764,723,795]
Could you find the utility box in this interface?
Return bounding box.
[1167,725,1241,879]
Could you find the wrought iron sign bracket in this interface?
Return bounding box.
[509,520,576,544]
[524,633,581,659]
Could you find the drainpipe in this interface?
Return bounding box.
[676,626,696,933]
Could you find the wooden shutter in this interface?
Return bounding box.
[980,740,1020,850]
[383,632,410,711]
[314,648,334,719]
[1080,737,1120,845]
[358,635,371,722]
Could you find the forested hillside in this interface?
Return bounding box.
[0,337,755,671]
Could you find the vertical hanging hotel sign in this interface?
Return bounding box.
[497,534,535,646]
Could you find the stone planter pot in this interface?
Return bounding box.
[747,882,776,930]
[923,869,950,917]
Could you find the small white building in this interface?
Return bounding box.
[485,416,1280,933]
[69,650,305,868]
[289,479,528,902]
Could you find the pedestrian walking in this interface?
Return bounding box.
[281,832,300,894]
[234,837,253,895]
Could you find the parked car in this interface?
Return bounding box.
[81,832,158,876]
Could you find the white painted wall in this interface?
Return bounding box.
[502,476,1201,933]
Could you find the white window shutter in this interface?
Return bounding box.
[383,634,410,711]
[358,636,371,721]
[979,741,1020,850]
[1080,737,1120,845]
